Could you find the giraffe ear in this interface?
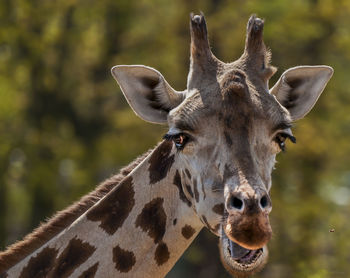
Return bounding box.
[111,65,185,124]
[270,66,333,121]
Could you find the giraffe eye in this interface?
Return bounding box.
[163,133,190,150]
[274,132,296,152]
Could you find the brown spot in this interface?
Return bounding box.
[185,183,194,198]
[52,237,96,278]
[224,131,233,147]
[173,218,177,226]
[154,242,170,266]
[173,171,191,207]
[193,179,199,202]
[181,225,196,239]
[184,169,191,179]
[113,245,136,273]
[201,181,206,200]
[212,203,224,216]
[86,176,135,235]
[19,247,58,278]
[77,263,99,278]
[135,198,167,243]
[148,141,175,184]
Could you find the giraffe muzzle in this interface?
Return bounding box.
[218,186,272,276]
[219,225,268,277]
[224,188,272,250]
[224,211,272,250]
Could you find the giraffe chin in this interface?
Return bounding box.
[219,230,268,278]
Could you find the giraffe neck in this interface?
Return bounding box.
[2,141,203,278]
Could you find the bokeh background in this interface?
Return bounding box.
[0,0,350,277]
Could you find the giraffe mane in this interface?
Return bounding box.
[0,148,154,274]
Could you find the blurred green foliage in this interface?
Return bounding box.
[0,0,350,277]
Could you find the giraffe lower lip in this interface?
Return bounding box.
[226,237,262,264]
[227,238,251,259]
[227,238,263,264]
[219,229,267,272]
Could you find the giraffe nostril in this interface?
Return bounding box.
[260,195,268,208]
[259,194,271,211]
[231,196,243,210]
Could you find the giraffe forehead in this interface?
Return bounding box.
[183,63,288,128]
[218,76,291,134]
[170,82,286,135]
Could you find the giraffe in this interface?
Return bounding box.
[0,14,333,278]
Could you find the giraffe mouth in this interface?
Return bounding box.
[219,229,268,276]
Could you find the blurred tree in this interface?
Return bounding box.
[0,0,350,277]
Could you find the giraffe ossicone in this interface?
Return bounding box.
[0,13,333,278]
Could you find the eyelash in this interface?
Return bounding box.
[275,133,296,152]
[163,132,295,151]
[163,133,190,150]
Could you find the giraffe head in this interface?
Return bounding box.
[111,14,333,277]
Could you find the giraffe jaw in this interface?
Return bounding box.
[219,231,268,277]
